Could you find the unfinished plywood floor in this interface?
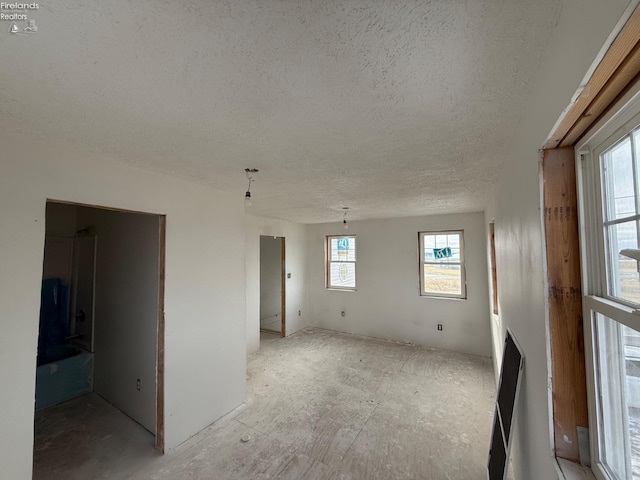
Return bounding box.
[33,393,158,479]
[34,328,496,479]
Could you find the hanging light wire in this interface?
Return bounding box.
[244,168,258,207]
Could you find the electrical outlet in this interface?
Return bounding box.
[341,310,346,317]
[136,378,141,391]
[437,324,443,331]
[298,310,301,316]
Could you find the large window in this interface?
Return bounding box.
[326,235,356,290]
[601,132,640,304]
[579,101,640,480]
[419,231,466,299]
[592,312,640,479]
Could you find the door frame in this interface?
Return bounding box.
[43,199,166,452]
[156,215,166,452]
[280,237,286,337]
[258,235,286,337]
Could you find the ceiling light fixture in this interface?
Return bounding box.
[342,207,349,230]
[244,168,259,207]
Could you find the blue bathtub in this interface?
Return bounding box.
[35,346,93,411]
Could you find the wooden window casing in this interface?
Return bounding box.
[542,3,640,466]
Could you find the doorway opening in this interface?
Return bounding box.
[259,236,285,338]
[33,200,165,478]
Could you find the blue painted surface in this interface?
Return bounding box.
[39,344,81,365]
[337,238,350,251]
[38,279,70,365]
[433,247,453,259]
[35,352,94,411]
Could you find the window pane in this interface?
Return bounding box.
[603,136,635,221]
[329,262,356,288]
[424,233,461,264]
[434,235,448,248]
[330,237,356,262]
[626,325,640,480]
[444,247,461,263]
[633,129,640,211]
[424,235,435,249]
[424,248,433,262]
[423,264,461,296]
[593,313,640,479]
[606,221,640,304]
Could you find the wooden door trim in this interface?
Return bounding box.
[280,237,286,337]
[156,215,166,452]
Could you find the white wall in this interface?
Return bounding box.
[259,236,282,331]
[486,1,633,478]
[0,134,246,479]
[307,212,492,357]
[245,216,308,354]
[77,207,159,433]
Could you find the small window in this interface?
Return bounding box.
[326,235,356,290]
[419,230,466,299]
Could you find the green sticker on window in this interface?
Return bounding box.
[433,247,452,259]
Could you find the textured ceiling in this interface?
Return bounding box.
[0,0,561,223]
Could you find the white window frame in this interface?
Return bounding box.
[325,235,356,291]
[576,84,640,480]
[418,230,466,299]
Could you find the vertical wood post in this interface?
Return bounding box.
[281,237,286,337]
[156,215,166,452]
[490,221,498,315]
[542,147,589,463]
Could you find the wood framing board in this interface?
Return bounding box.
[281,237,286,337]
[562,48,640,146]
[542,147,589,463]
[490,221,498,315]
[544,3,640,149]
[156,215,166,452]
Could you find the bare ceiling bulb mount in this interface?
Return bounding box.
[244,168,259,207]
[342,207,349,230]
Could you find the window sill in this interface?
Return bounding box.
[326,288,357,292]
[420,295,467,301]
[556,459,595,480]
